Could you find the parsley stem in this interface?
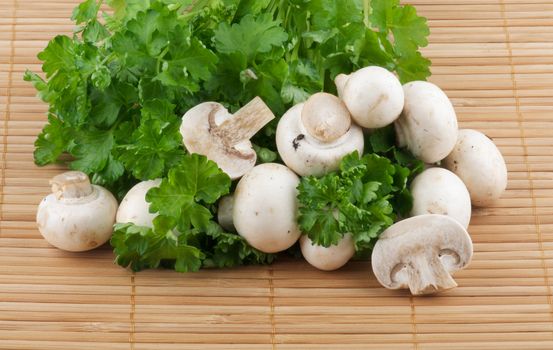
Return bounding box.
[156,46,170,74]
[100,52,115,65]
[364,0,370,27]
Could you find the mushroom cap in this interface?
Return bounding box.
[371,214,473,295]
[442,129,508,207]
[336,66,404,129]
[37,184,118,252]
[300,234,355,271]
[395,81,458,163]
[410,168,472,229]
[217,195,235,232]
[116,179,161,228]
[301,92,352,143]
[276,103,364,176]
[233,163,301,253]
[180,102,256,180]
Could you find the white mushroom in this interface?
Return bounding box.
[442,129,508,207]
[217,195,235,232]
[335,66,404,129]
[371,214,473,295]
[116,179,161,227]
[394,81,458,163]
[300,234,355,271]
[180,97,276,180]
[410,168,472,229]
[36,171,118,252]
[233,163,301,253]
[276,93,364,176]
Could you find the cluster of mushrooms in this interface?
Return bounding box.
[36,66,507,296]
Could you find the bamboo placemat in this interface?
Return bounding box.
[1,0,553,349]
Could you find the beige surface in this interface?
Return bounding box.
[1,0,553,349]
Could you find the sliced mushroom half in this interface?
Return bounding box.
[371,214,473,295]
[180,97,275,180]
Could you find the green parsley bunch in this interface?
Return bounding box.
[26,0,430,271]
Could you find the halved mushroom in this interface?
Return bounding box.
[36,171,118,252]
[180,97,275,180]
[371,214,473,295]
[394,81,458,163]
[335,66,404,129]
[276,93,364,176]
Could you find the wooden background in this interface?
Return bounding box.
[1,0,553,349]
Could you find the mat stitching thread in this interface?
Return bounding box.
[499,0,553,318]
[130,272,136,350]
[269,268,276,350]
[410,296,418,350]
[0,0,17,227]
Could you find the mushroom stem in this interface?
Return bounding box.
[407,255,458,295]
[218,195,235,232]
[50,171,94,200]
[334,74,348,98]
[213,97,275,146]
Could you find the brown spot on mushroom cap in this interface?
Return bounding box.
[371,214,473,296]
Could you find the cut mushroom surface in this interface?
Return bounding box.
[180,97,275,180]
[371,214,473,295]
[36,171,118,252]
[276,93,364,176]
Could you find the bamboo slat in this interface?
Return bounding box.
[1,0,553,349]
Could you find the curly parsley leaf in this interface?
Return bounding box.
[202,222,276,268]
[369,0,431,82]
[32,114,72,165]
[146,154,232,232]
[111,220,205,272]
[118,99,184,180]
[298,151,414,255]
[214,13,288,61]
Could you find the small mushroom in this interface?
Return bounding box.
[233,163,301,253]
[217,195,235,232]
[116,179,161,227]
[276,93,364,176]
[36,171,118,252]
[180,97,276,180]
[394,81,458,163]
[335,66,404,129]
[410,168,472,229]
[371,214,473,295]
[442,129,508,207]
[300,234,355,271]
